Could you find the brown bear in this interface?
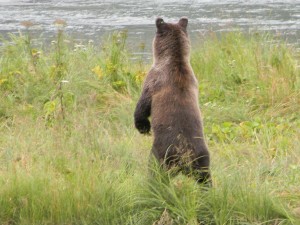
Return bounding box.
[134,17,211,185]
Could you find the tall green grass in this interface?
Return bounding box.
[0,26,299,224]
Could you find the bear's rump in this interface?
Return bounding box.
[151,130,209,171]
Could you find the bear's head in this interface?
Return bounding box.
[153,17,190,63]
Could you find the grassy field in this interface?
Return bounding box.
[0,25,300,224]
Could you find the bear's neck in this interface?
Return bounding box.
[155,51,189,64]
[153,41,190,68]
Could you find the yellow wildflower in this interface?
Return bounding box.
[0,78,8,86]
[105,60,116,74]
[112,80,126,90]
[91,65,103,79]
[31,49,41,58]
[9,71,22,76]
[135,71,146,83]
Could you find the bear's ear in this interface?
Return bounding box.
[178,17,188,30]
[156,17,166,33]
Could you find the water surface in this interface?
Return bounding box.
[0,0,299,53]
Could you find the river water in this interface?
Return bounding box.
[0,0,299,55]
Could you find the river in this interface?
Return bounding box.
[0,0,299,55]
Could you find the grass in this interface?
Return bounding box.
[0,25,299,224]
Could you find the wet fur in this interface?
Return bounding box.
[134,17,211,184]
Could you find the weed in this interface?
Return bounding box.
[0,29,299,224]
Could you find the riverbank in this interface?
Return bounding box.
[0,30,300,224]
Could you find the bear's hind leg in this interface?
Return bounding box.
[195,170,212,187]
[191,155,212,187]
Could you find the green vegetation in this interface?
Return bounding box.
[0,25,299,224]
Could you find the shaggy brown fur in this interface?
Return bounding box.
[134,17,211,184]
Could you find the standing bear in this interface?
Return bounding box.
[134,17,211,185]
